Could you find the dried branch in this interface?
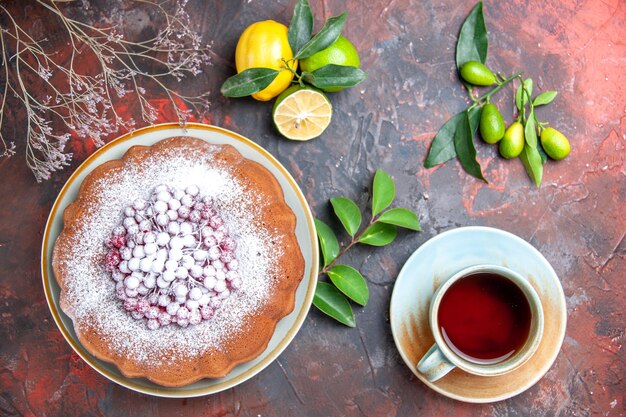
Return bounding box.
[0,0,212,181]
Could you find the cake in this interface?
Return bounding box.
[52,137,305,387]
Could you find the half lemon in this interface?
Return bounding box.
[272,85,332,141]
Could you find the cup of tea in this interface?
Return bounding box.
[417,264,544,382]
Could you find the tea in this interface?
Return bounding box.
[437,272,531,364]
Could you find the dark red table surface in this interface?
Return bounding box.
[0,0,624,416]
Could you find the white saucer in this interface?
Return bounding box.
[390,226,566,403]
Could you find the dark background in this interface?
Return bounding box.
[0,0,624,415]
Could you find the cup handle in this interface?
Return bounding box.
[417,343,456,382]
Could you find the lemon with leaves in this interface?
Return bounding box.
[235,20,297,101]
[300,36,360,92]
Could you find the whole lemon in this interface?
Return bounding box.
[459,61,497,86]
[499,122,525,159]
[299,36,360,92]
[479,103,505,144]
[540,128,571,160]
[235,20,297,101]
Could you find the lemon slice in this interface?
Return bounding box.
[272,85,332,141]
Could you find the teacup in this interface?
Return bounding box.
[417,264,544,382]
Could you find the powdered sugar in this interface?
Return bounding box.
[58,144,282,365]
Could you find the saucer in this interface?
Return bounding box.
[389,226,566,403]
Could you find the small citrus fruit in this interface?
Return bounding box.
[540,127,570,160]
[459,61,497,86]
[299,36,360,92]
[479,103,505,144]
[272,85,333,140]
[499,122,525,159]
[235,20,297,101]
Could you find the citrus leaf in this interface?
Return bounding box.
[288,0,314,55]
[371,169,395,216]
[454,109,486,181]
[533,91,558,107]
[519,144,543,187]
[525,111,537,148]
[537,140,548,164]
[524,78,533,98]
[515,83,523,112]
[327,265,369,306]
[515,78,533,111]
[313,281,355,327]
[314,218,339,267]
[378,208,421,231]
[424,111,465,167]
[532,113,548,164]
[294,12,347,59]
[358,222,397,246]
[468,105,482,135]
[221,68,279,97]
[330,197,361,237]
[456,2,488,69]
[302,65,367,89]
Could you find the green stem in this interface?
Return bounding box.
[281,58,300,79]
[319,217,378,275]
[468,87,478,102]
[473,71,523,104]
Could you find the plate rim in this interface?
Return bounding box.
[41,122,319,397]
[389,225,567,403]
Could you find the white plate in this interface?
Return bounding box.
[41,123,318,397]
[390,226,566,403]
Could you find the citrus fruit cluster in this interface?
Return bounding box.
[221,0,367,141]
[425,2,571,187]
[459,61,571,162]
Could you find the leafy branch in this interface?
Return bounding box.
[424,1,570,187]
[0,0,211,181]
[313,170,421,327]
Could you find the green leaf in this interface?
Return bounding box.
[456,2,488,69]
[525,111,538,148]
[532,113,548,164]
[424,111,465,167]
[221,68,279,97]
[330,197,361,237]
[302,65,367,90]
[533,91,558,107]
[327,265,369,306]
[454,109,486,181]
[371,169,395,216]
[313,281,355,327]
[294,12,347,59]
[468,104,483,135]
[288,0,314,55]
[378,208,421,231]
[515,78,533,111]
[314,219,339,267]
[537,140,548,164]
[358,222,397,246]
[519,144,543,187]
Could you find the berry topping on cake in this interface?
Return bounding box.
[104,184,239,329]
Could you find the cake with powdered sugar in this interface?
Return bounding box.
[52,137,304,387]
